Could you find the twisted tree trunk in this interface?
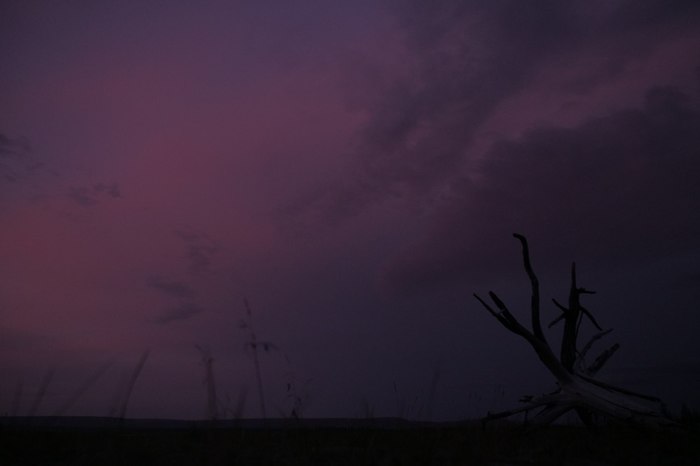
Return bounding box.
[474,234,675,428]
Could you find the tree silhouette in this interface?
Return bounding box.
[474,234,675,428]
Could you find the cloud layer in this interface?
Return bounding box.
[382,85,700,293]
[289,0,700,224]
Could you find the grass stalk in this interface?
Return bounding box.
[53,361,112,416]
[28,367,54,417]
[196,345,218,421]
[117,350,150,419]
[11,376,23,417]
[243,298,268,420]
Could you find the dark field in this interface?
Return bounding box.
[1,417,699,465]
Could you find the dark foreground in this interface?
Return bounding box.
[1,417,699,465]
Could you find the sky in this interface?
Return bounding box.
[1,0,700,421]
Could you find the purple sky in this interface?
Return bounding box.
[2,1,700,420]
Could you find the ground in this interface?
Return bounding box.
[1,418,699,465]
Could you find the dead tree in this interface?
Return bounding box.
[474,233,675,428]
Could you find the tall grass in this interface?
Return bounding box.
[10,377,23,417]
[196,345,218,421]
[117,351,150,419]
[241,298,276,420]
[53,361,112,416]
[28,367,54,416]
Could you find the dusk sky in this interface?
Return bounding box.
[2,1,700,421]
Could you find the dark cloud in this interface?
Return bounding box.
[67,186,97,207]
[147,276,197,300]
[0,133,18,156]
[67,182,122,207]
[147,275,201,324]
[0,325,54,352]
[145,232,218,326]
[93,182,121,198]
[0,132,33,183]
[285,1,580,223]
[609,0,700,31]
[382,85,700,293]
[174,229,219,275]
[363,1,578,198]
[0,133,30,156]
[287,0,700,225]
[154,302,202,324]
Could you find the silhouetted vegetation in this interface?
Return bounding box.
[475,234,675,428]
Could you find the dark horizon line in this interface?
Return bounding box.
[0,415,484,431]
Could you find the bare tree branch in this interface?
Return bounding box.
[473,293,507,326]
[561,263,581,371]
[587,343,620,375]
[577,328,614,370]
[577,374,663,403]
[579,305,603,331]
[513,233,546,343]
[548,299,568,328]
